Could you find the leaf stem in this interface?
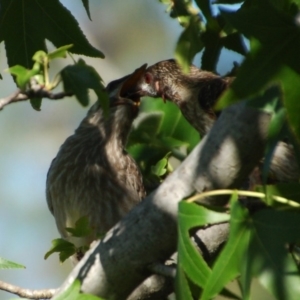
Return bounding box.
[44,57,49,88]
[186,189,300,207]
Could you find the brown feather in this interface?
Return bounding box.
[46,66,146,254]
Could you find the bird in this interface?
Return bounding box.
[46,64,147,261]
[135,59,299,183]
[135,58,233,137]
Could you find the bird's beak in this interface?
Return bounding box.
[119,64,148,98]
[111,63,148,107]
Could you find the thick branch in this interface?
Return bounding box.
[53,102,271,299]
[127,274,173,300]
[128,222,230,300]
[0,280,56,299]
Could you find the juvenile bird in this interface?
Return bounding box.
[46,65,147,260]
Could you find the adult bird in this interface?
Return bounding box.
[46,65,147,261]
[136,58,233,137]
[135,59,299,183]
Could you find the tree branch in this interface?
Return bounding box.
[128,274,173,300]
[52,102,271,299]
[148,262,176,278]
[0,89,73,110]
[128,222,230,300]
[0,280,56,299]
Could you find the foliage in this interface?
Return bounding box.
[161,0,247,72]
[44,238,77,263]
[0,257,25,269]
[162,0,300,299]
[55,280,105,300]
[44,216,94,262]
[177,190,300,300]
[7,45,108,111]
[61,59,109,112]
[128,99,199,189]
[0,0,103,69]
[1,0,300,299]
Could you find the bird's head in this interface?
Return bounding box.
[134,59,192,103]
[105,63,148,118]
[85,64,148,130]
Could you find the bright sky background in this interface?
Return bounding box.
[0,1,245,299]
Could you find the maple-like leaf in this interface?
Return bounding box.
[0,0,104,69]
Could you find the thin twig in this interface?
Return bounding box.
[26,90,73,100]
[0,280,56,299]
[0,89,26,110]
[0,89,73,110]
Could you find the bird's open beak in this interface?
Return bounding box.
[109,63,148,108]
[118,63,148,102]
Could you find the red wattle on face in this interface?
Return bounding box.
[144,72,152,84]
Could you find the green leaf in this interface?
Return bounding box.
[44,238,76,262]
[177,201,230,289]
[172,114,200,152]
[151,156,169,177]
[0,0,104,69]
[245,209,300,300]
[128,112,163,146]
[61,59,108,109]
[55,280,105,300]
[221,32,247,56]
[128,98,200,181]
[32,50,47,64]
[165,0,191,18]
[0,257,25,269]
[48,44,73,61]
[176,265,194,300]
[245,85,282,114]
[278,66,300,144]
[201,194,250,300]
[217,43,281,109]
[54,280,82,300]
[201,29,222,71]
[66,216,93,238]
[159,136,188,149]
[129,98,199,183]
[147,100,194,139]
[8,65,39,90]
[221,2,296,45]
[256,183,300,205]
[216,2,300,101]
[141,99,182,137]
[195,0,212,23]
[30,98,43,111]
[77,294,104,300]
[81,0,92,21]
[127,143,162,165]
[175,17,204,72]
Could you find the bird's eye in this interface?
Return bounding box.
[144,73,152,84]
